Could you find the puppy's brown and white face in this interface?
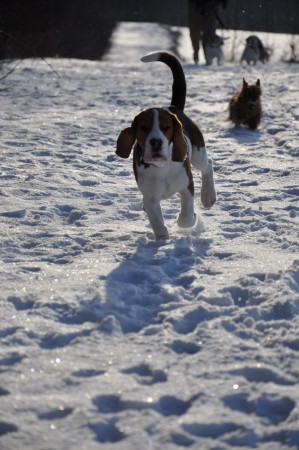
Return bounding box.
[116,107,187,165]
[135,108,173,166]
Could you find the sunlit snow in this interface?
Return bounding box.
[0,22,298,450]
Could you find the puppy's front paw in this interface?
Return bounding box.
[201,187,216,208]
[201,173,217,208]
[177,213,197,229]
[154,225,169,240]
[155,231,170,240]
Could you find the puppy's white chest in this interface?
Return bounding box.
[137,162,189,200]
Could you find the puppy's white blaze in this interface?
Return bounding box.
[148,109,163,140]
[152,108,160,129]
[143,109,171,166]
[140,52,161,63]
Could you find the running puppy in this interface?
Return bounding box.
[116,51,216,240]
[228,78,262,130]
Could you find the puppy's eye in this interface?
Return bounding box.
[140,125,150,133]
[161,125,171,132]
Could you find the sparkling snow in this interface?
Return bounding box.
[0,22,298,450]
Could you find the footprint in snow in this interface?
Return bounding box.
[38,407,73,420]
[93,393,198,417]
[0,352,24,367]
[168,339,201,355]
[8,296,34,311]
[182,421,240,439]
[169,305,222,334]
[0,209,26,218]
[0,387,10,396]
[0,422,18,436]
[72,368,106,378]
[55,204,86,225]
[122,363,167,384]
[221,286,265,308]
[222,392,296,425]
[90,419,126,443]
[228,365,296,386]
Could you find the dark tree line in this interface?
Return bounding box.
[0,0,116,59]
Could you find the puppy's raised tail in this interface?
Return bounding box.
[141,51,186,112]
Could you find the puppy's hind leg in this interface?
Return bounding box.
[191,145,216,208]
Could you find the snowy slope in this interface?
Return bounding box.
[0,22,299,450]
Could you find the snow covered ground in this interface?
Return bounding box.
[0,22,298,450]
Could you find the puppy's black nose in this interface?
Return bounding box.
[150,138,163,151]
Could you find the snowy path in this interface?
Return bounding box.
[0,23,299,450]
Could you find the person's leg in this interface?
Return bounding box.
[202,3,218,49]
[188,2,202,63]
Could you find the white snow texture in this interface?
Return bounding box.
[0,22,299,450]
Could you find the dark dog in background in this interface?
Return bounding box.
[241,35,270,65]
[228,78,262,130]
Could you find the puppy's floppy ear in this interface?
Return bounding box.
[116,122,136,158]
[171,113,187,162]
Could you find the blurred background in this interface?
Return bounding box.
[0,0,298,60]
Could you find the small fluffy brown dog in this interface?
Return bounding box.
[228,78,262,130]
